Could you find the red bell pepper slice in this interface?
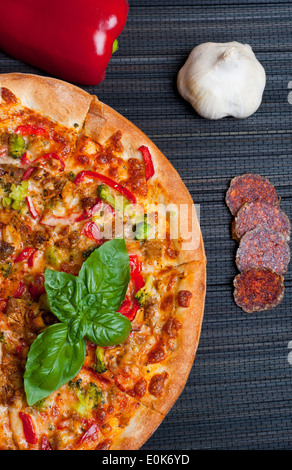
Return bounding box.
[14,247,36,263]
[20,153,32,166]
[118,254,144,322]
[22,166,37,181]
[40,211,84,226]
[138,145,155,180]
[41,435,52,450]
[76,199,115,222]
[15,125,47,136]
[0,1,129,86]
[87,200,115,218]
[33,153,65,171]
[0,146,7,157]
[119,297,140,321]
[13,281,25,298]
[81,221,103,243]
[19,412,37,445]
[129,254,142,275]
[26,196,39,219]
[74,170,136,204]
[79,423,99,444]
[28,273,46,300]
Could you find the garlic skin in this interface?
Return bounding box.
[177,42,266,120]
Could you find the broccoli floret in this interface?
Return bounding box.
[135,274,155,306]
[97,184,129,212]
[71,380,103,417]
[94,346,107,374]
[8,133,26,159]
[3,181,29,210]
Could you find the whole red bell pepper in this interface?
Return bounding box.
[0,0,129,85]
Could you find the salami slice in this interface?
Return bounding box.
[233,268,284,313]
[226,174,279,215]
[232,201,291,242]
[236,227,290,275]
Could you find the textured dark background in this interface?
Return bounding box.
[1,0,292,450]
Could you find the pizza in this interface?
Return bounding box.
[0,73,206,450]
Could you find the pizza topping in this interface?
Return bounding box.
[128,377,147,399]
[177,290,193,308]
[8,133,26,159]
[28,273,46,300]
[148,372,169,397]
[40,211,84,227]
[15,125,47,137]
[97,183,128,212]
[95,438,113,450]
[18,412,37,445]
[93,346,107,374]
[81,221,103,243]
[0,240,14,261]
[26,196,39,219]
[78,423,99,445]
[24,239,132,405]
[74,170,137,204]
[21,166,37,181]
[33,153,65,172]
[147,342,167,364]
[1,87,17,104]
[162,317,182,338]
[135,274,155,307]
[14,247,36,264]
[138,145,155,180]
[41,435,52,450]
[69,380,102,417]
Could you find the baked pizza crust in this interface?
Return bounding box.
[112,403,164,450]
[0,73,92,129]
[0,73,206,450]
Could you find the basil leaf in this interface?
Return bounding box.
[82,310,132,347]
[79,293,103,320]
[24,323,86,406]
[78,238,130,313]
[44,270,88,324]
[67,315,87,345]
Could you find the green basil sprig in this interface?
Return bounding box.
[24,238,131,406]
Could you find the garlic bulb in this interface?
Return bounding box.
[177,41,266,120]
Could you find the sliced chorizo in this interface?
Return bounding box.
[233,268,284,313]
[236,227,290,275]
[226,173,279,215]
[232,201,291,242]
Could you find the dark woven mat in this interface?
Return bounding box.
[1,0,292,450]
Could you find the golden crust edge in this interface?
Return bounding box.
[0,72,93,129]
